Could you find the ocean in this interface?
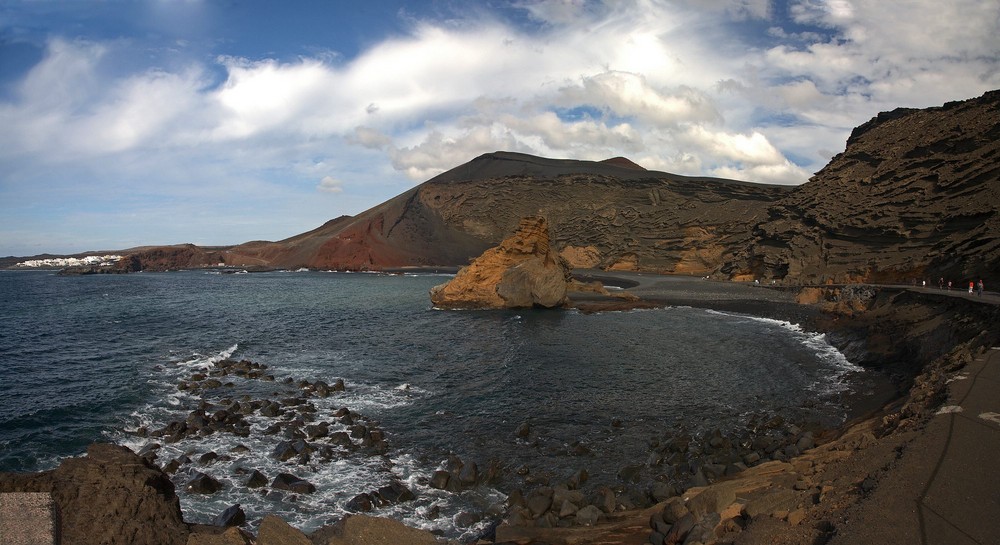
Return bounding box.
[0,270,869,539]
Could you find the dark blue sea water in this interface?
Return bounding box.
[0,270,868,538]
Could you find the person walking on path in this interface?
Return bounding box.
[977,279,984,296]
[939,277,944,289]
[969,281,975,294]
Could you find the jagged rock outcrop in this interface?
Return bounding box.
[0,443,189,545]
[429,216,572,309]
[725,90,1000,283]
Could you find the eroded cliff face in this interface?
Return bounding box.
[429,216,572,309]
[725,90,1000,283]
[416,172,787,275]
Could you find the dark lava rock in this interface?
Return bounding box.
[376,480,416,504]
[458,461,478,485]
[271,440,298,461]
[136,443,160,460]
[271,473,316,494]
[198,451,219,465]
[515,421,531,439]
[346,492,374,512]
[429,470,450,490]
[186,472,222,494]
[246,470,268,488]
[526,487,554,518]
[213,504,246,527]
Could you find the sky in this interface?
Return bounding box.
[1,1,998,256]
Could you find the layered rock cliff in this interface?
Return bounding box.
[429,216,572,309]
[724,90,1000,283]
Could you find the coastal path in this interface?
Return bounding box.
[831,345,1000,545]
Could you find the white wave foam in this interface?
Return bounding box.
[703,309,862,396]
[174,344,239,372]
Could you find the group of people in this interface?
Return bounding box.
[935,277,985,296]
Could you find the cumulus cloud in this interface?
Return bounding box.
[317,175,344,193]
[3,0,1000,253]
[553,72,721,126]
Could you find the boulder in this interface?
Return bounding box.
[186,526,252,545]
[345,493,374,513]
[245,470,268,488]
[526,488,554,518]
[186,472,222,494]
[212,504,246,527]
[311,514,440,545]
[256,515,311,545]
[271,473,316,494]
[0,443,189,545]
[376,480,415,504]
[430,216,572,309]
[429,470,450,490]
[575,505,604,526]
[686,484,736,517]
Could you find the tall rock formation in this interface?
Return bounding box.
[429,216,571,309]
[725,90,1000,283]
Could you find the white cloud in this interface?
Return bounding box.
[3,0,1000,254]
[317,175,344,193]
[553,72,721,126]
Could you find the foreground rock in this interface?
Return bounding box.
[430,216,573,309]
[0,443,189,545]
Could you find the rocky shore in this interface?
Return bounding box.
[2,278,997,545]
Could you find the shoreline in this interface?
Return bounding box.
[2,272,997,545]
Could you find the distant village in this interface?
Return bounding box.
[14,255,123,268]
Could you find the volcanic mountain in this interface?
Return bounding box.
[95,90,999,285]
[223,153,791,275]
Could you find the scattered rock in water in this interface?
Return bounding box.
[186,472,222,494]
[346,492,375,513]
[515,421,531,439]
[271,472,316,494]
[212,504,246,527]
[429,470,450,490]
[245,470,268,488]
[198,451,219,465]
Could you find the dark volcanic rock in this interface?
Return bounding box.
[246,470,268,488]
[186,472,222,494]
[726,90,1000,284]
[0,443,188,545]
[213,503,246,527]
[271,472,316,494]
